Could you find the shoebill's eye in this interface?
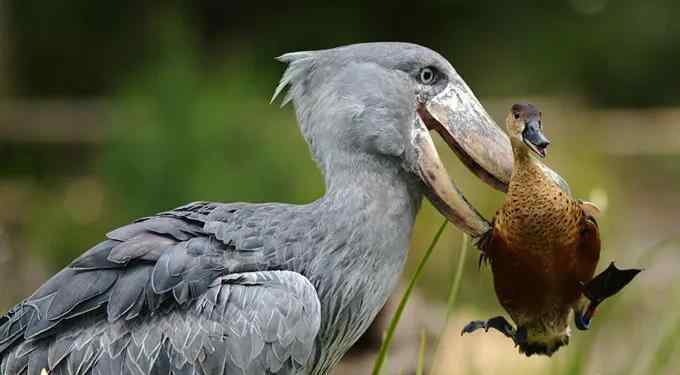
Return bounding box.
[419,67,437,85]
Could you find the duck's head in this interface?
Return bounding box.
[505,103,550,158]
[515,319,571,357]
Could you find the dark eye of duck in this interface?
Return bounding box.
[513,113,520,120]
[419,67,437,85]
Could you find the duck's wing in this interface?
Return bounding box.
[576,201,601,266]
[576,202,641,312]
[579,200,601,218]
[0,201,321,374]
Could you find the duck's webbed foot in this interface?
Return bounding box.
[575,262,642,330]
[462,316,515,338]
[583,262,642,301]
[462,316,525,346]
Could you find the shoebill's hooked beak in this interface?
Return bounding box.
[409,81,514,238]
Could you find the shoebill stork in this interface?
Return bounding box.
[0,43,564,375]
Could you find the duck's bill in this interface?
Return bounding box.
[524,140,547,158]
[522,119,550,158]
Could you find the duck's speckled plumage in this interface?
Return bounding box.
[496,149,586,252]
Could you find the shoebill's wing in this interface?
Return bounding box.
[0,202,321,374]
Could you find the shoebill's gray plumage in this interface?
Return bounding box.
[0,42,567,374]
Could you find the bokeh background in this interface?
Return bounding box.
[1,1,679,374]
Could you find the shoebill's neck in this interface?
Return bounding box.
[305,153,423,374]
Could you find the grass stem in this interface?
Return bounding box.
[417,330,427,375]
[430,233,469,374]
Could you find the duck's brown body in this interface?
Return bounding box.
[484,147,600,351]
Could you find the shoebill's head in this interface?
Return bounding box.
[273,42,518,237]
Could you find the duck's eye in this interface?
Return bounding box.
[419,67,437,85]
[513,113,520,120]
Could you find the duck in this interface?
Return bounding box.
[461,103,641,356]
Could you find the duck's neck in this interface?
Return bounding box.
[499,139,579,245]
[511,138,534,166]
[509,139,544,186]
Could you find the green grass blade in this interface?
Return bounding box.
[446,234,469,317]
[645,314,680,374]
[430,233,470,374]
[371,220,448,375]
[417,330,427,375]
[380,331,389,375]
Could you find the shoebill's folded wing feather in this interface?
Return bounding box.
[0,201,321,375]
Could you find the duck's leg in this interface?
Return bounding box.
[462,316,529,347]
[462,316,516,339]
[575,262,642,330]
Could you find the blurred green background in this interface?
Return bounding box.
[0,1,679,374]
